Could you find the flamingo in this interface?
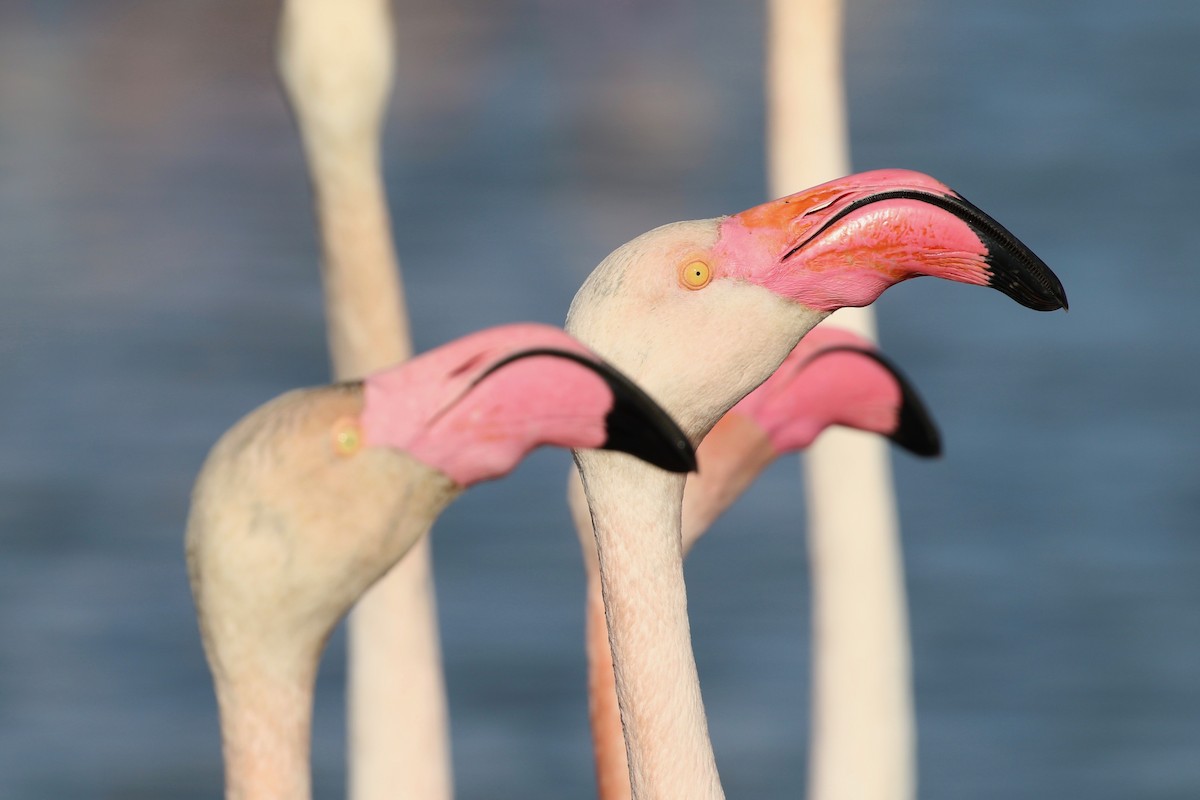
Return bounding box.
[275,4,444,798]
[565,168,1067,798]
[185,323,696,800]
[766,1,918,796]
[570,326,942,800]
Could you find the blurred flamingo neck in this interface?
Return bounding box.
[681,413,776,554]
[277,0,408,381]
[585,583,633,800]
[576,453,724,800]
[215,658,317,800]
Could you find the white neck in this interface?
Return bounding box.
[213,648,318,800]
[576,451,725,800]
[278,0,411,381]
[804,429,914,800]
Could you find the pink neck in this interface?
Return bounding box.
[578,454,725,799]
[680,413,777,554]
[585,581,634,800]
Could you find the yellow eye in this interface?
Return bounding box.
[680,260,711,290]
[332,418,363,457]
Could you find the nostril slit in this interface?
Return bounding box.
[802,192,854,217]
[448,353,488,378]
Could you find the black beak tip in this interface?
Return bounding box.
[985,252,1069,313]
[930,189,1067,313]
[602,405,697,474]
[868,352,942,458]
[890,401,942,458]
[586,358,697,474]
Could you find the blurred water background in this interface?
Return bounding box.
[2,1,1198,797]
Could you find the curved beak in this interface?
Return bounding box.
[809,345,943,457]
[474,348,697,473]
[820,189,1069,312]
[725,170,1068,313]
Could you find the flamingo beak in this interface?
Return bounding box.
[865,189,1069,312]
[473,349,698,474]
[859,350,943,458]
[800,344,943,458]
[723,170,1068,313]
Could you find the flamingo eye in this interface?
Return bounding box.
[331,418,363,457]
[680,260,711,290]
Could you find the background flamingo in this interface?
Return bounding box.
[766,2,917,797]
[275,3,447,797]
[186,323,694,799]
[571,325,941,799]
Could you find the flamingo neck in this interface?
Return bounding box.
[578,413,775,799]
[576,452,725,800]
[278,0,410,381]
[804,430,915,799]
[571,470,633,800]
[585,581,633,800]
[214,652,318,800]
[681,413,777,555]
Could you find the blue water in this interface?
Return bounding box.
[2,1,1198,797]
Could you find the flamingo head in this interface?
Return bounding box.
[361,323,695,486]
[730,326,941,457]
[566,169,1065,440]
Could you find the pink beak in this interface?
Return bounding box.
[720,169,1068,312]
[803,344,942,457]
[469,347,697,473]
